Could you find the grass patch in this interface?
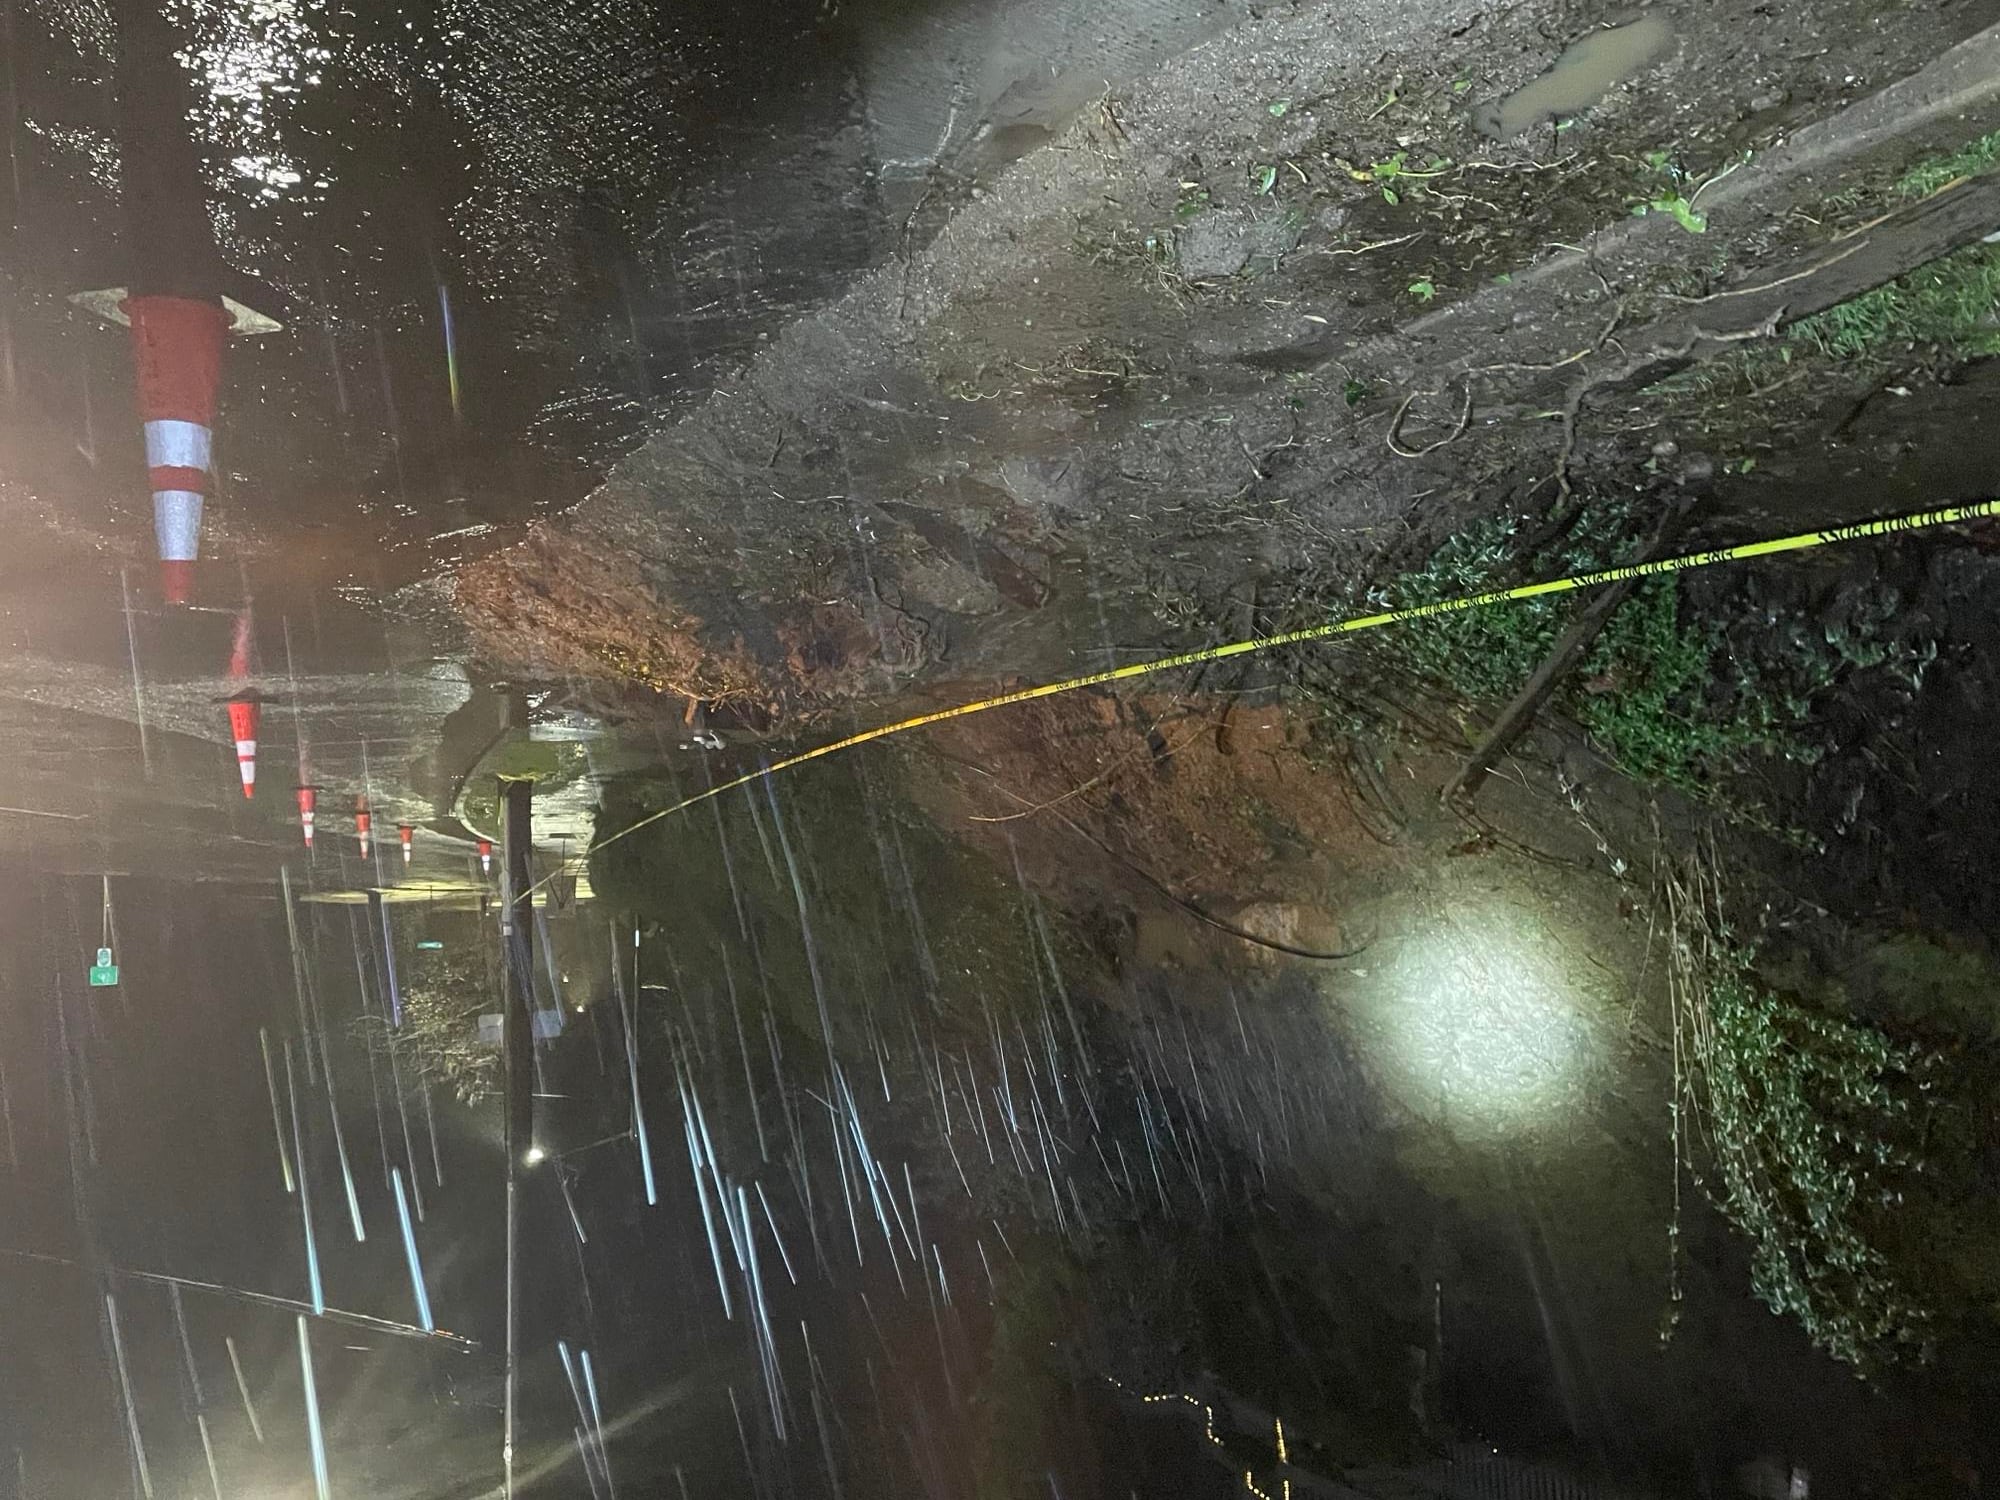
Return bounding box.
[1766,932,2000,1046]
[1373,510,1805,792]
[1173,181,1212,219]
[1660,129,2000,400]
[1786,129,2000,360]
[1697,959,1930,1368]
[1892,126,2000,201]
[1788,243,2000,360]
[362,932,499,1105]
[1861,935,2000,1040]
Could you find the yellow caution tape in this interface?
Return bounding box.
[575,496,2000,866]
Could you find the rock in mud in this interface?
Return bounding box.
[1174,207,1300,280]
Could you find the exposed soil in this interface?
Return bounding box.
[472,6,2000,1494]
[455,0,2000,731]
[851,641,1999,1495]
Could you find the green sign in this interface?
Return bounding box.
[88,946,119,987]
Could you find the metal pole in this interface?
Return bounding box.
[500,776,535,1500]
[118,567,152,778]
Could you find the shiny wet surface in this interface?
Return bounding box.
[7,3,2000,1499]
[4,1,1251,1494]
[2,0,1234,876]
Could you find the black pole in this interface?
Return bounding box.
[499,777,535,1499]
[112,0,227,302]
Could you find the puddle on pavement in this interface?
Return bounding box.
[1473,13,1674,139]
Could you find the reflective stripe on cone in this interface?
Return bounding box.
[125,296,227,604]
[226,698,258,799]
[155,490,203,603]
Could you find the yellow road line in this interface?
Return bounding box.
[570,496,2000,870]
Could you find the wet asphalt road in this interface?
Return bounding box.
[2,5,1240,1494]
[1,0,1237,883]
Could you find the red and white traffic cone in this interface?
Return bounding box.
[398,824,414,866]
[225,696,258,798]
[125,294,228,605]
[477,838,493,875]
[355,797,373,858]
[295,785,317,847]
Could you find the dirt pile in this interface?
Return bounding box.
[458,0,2000,734]
[914,686,1412,970]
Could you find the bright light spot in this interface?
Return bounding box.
[1343,883,1603,1140]
[523,1146,546,1166]
[231,153,303,189]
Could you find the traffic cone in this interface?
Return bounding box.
[225,696,258,798]
[125,295,229,605]
[294,786,317,847]
[477,838,493,875]
[398,824,414,866]
[355,797,373,857]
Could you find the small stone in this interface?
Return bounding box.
[1174,207,1301,279]
[1749,91,1787,113]
[1175,212,1254,279]
[1651,438,1680,459]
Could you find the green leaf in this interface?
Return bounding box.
[1407,278,1437,303]
[1267,97,1292,117]
[1382,186,1400,205]
[1255,163,1278,196]
[1650,195,1708,233]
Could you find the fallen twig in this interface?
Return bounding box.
[1314,231,1424,258]
[1441,496,1695,807]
